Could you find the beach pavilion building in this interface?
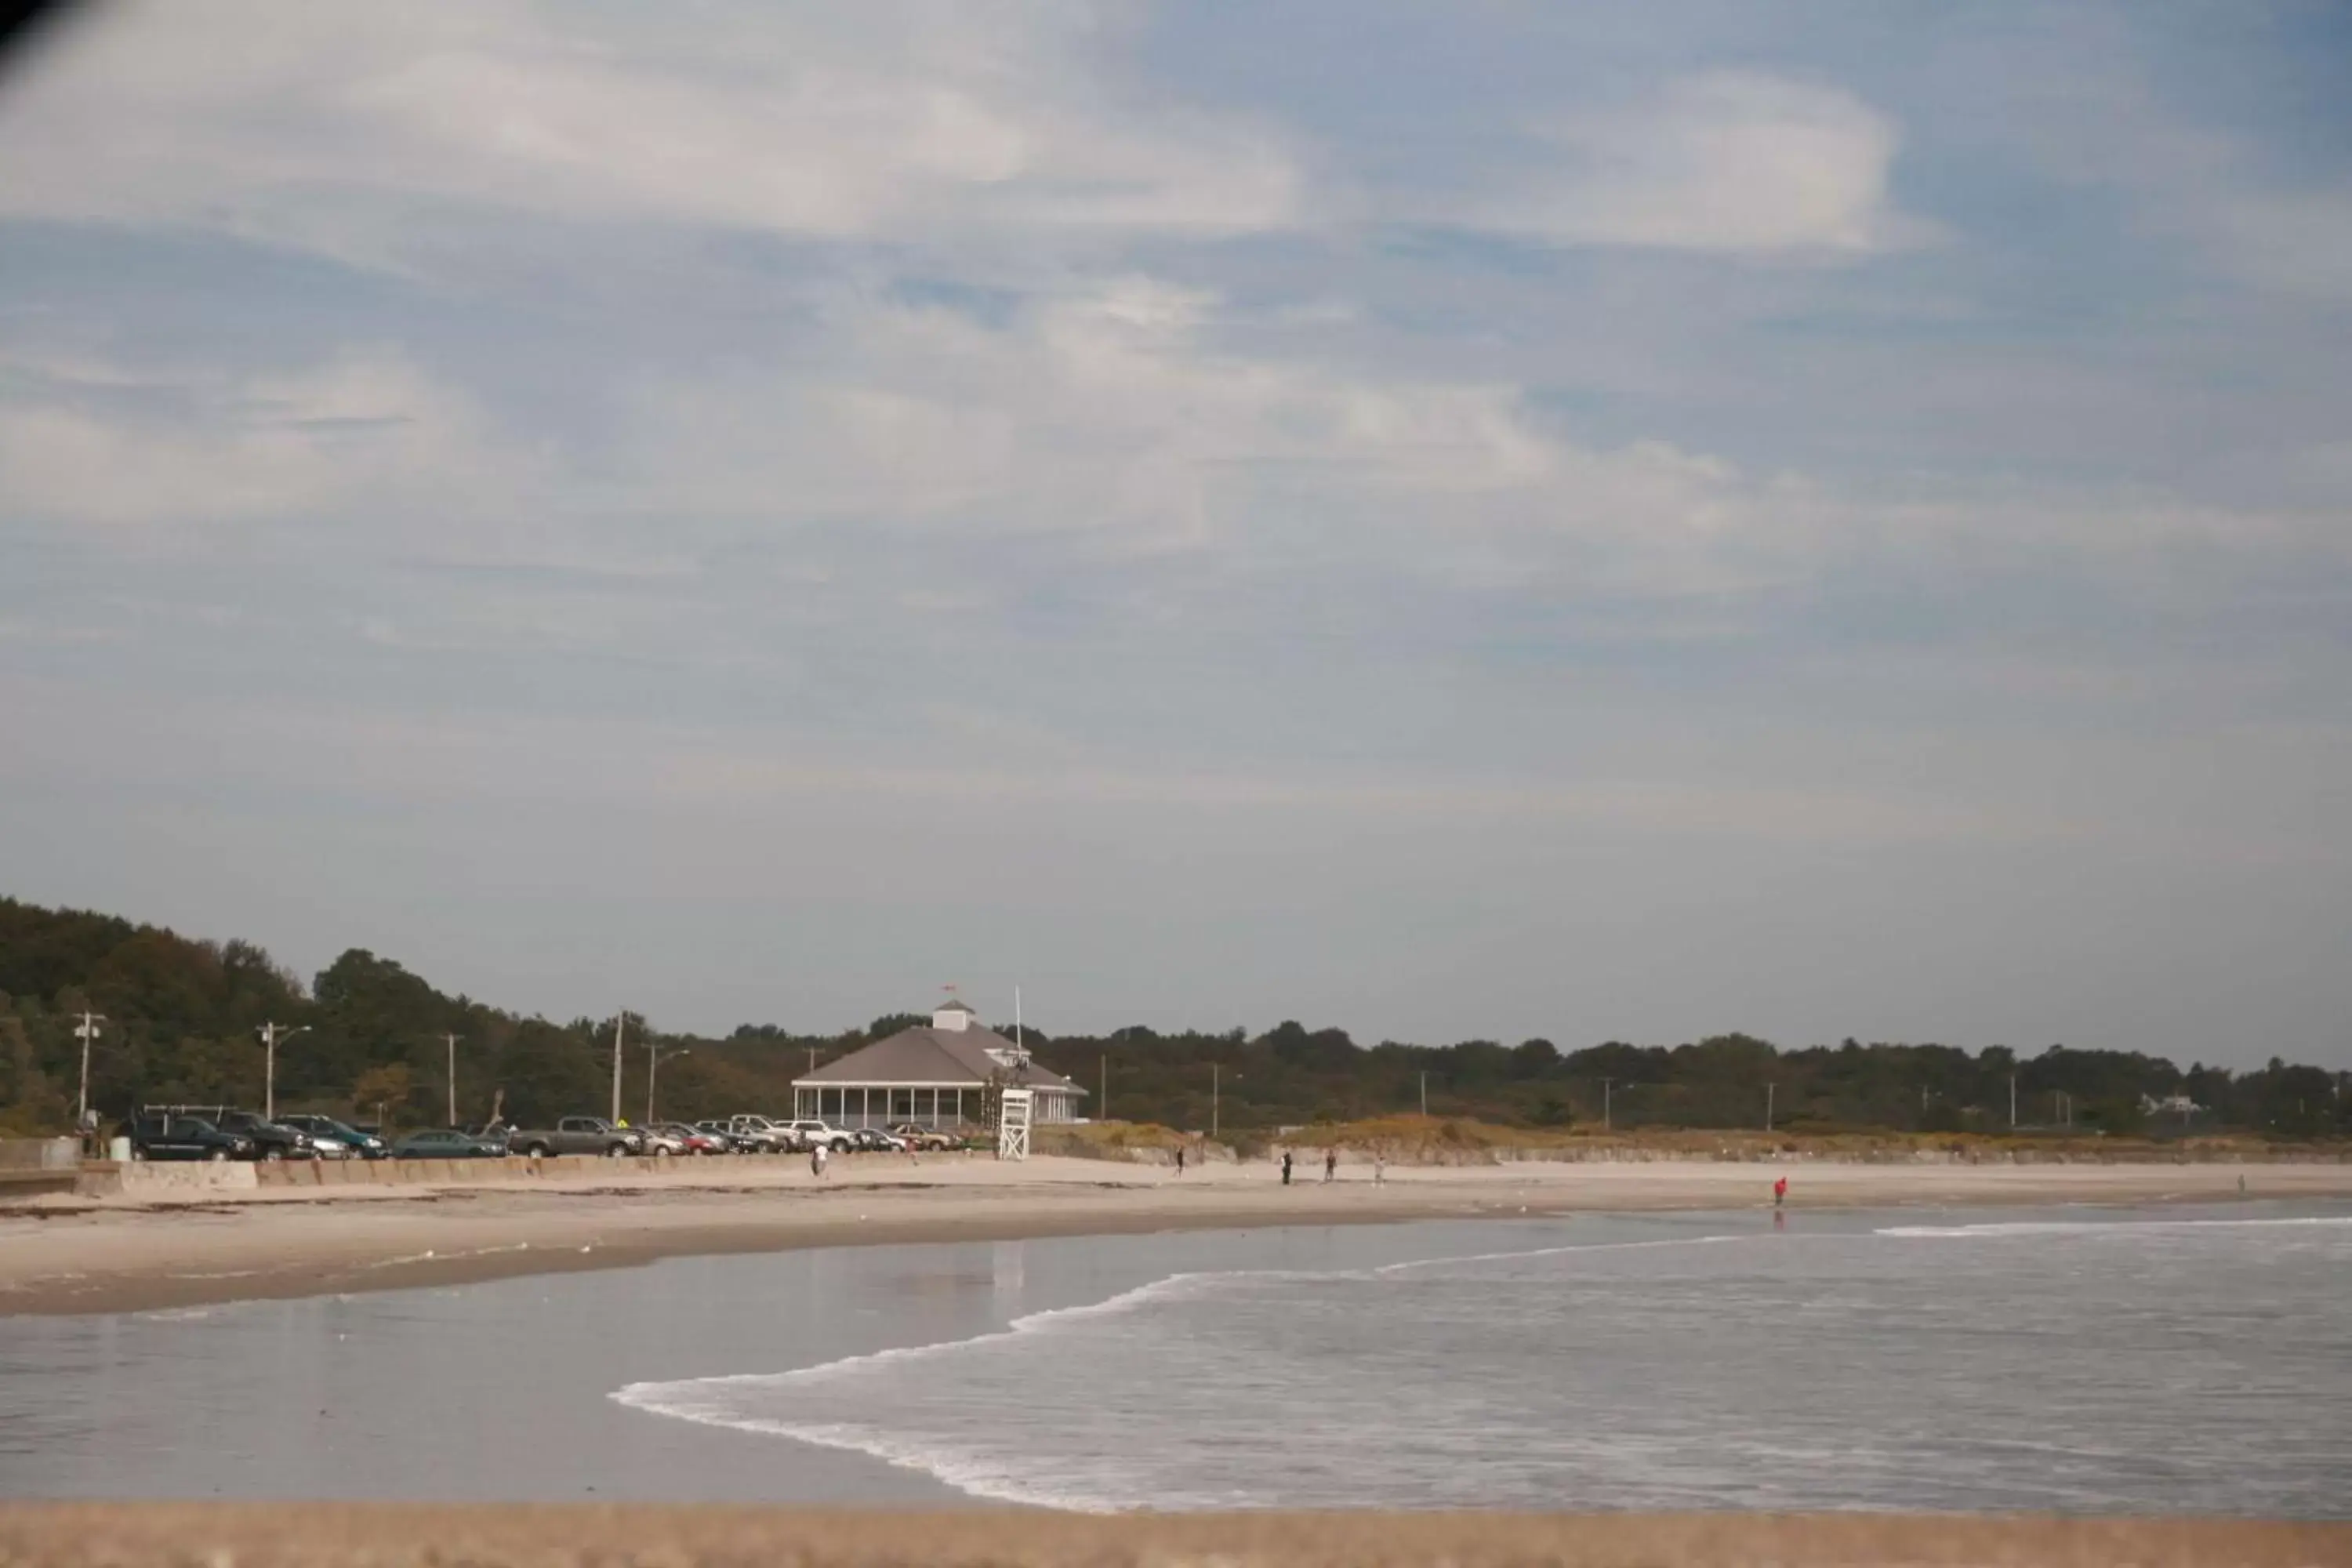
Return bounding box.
[790,1000,1086,1131]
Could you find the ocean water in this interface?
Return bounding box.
[3,1203,2347,1515]
[615,1209,2352,1515]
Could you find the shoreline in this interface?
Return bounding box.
[5,1156,2349,1318]
[1,1502,2344,1566]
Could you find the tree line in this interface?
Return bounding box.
[3,896,2345,1139]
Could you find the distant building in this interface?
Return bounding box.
[790,1000,1086,1130]
[2141,1093,2202,1116]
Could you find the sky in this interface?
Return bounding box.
[1,2,2347,1067]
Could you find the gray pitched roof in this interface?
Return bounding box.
[796,1025,1083,1095]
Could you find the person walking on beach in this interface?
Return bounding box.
[1174,1145,1185,1178]
[1280,1150,1294,1185]
[1324,1149,1337,1183]
[1773,1174,1788,1209]
[811,1143,829,1179]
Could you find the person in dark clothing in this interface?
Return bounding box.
[1324,1149,1338,1183]
[1280,1150,1294,1185]
[1175,1145,1186,1177]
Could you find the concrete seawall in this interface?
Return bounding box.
[245,1152,811,1189]
[55,1151,874,1200]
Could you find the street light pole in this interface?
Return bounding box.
[648,1046,688,1124]
[258,1022,310,1121]
[1211,1062,1219,1141]
[1765,1081,1775,1133]
[445,1033,459,1127]
[73,1012,106,1126]
[1599,1076,1614,1132]
[611,1013,626,1125]
[1419,1070,1428,1118]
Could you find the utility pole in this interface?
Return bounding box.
[611,1013,626,1125]
[257,1021,310,1121]
[1599,1076,1615,1133]
[1765,1081,1775,1133]
[73,1012,106,1126]
[648,1046,688,1124]
[1100,1053,1108,1124]
[445,1033,459,1127]
[1212,1062,1220,1141]
[2009,1073,2017,1131]
[1420,1070,1428,1118]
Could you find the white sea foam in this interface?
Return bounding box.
[614,1215,2350,1515]
[1875,1215,2352,1239]
[612,1232,1765,1511]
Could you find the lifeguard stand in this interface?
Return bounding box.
[996,1087,1033,1162]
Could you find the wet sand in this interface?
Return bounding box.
[5,1155,2347,1317]
[1,1502,2343,1566]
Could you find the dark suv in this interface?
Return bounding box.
[125,1112,256,1162]
[276,1113,387,1160]
[158,1106,319,1162]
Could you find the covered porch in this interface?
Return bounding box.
[793,1083,979,1131]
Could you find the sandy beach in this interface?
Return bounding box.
[5,1152,2347,1318]
[1,1501,2346,1566]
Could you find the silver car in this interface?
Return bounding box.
[633,1124,688,1156]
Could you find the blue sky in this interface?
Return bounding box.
[1,2,2347,1065]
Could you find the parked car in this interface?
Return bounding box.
[723,1115,797,1153]
[124,1112,255,1162]
[154,1106,320,1162]
[689,1120,742,1152]
[887,1122,956,1152]
[784,1120,855,1152]
[277,1113,389,1160]
[213,1110,324,1161]
[656,1123,728,1155]
[851,1127,907,1152]
[390,1128,509,1159]
[503,1116,644,1158]
[634,1124,688,1156]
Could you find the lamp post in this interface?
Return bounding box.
[648,1046,688,1125]
[258,1022,310,1120]
[73,1012,106,1126]
[1211,1064,1240,1141]
[611,1014,626,1126]
[443,1033,460,1127]
[1599,1076,1615,1132]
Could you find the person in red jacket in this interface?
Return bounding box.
[1773,1174,1788,1208]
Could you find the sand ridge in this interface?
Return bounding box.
[1,1502,2345,1567]
[5,1154,2348,1318]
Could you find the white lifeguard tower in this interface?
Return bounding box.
[996,1086,1034,1162]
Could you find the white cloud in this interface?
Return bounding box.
[2201,191,2352,307]
[17,270,2339,621]
[1471,71,1925,256]
[0,350,532,527]
[0,1,1302,257]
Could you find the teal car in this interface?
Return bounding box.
[390,1128,509,1159]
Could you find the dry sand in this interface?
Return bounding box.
[5,1152,2347,1317]
[1,1502,2345,1567]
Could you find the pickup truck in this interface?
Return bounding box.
[503,1116,645,1158]
[724,1114,800,1153]
[784,1120,855,1152]
[124,1112,256,1162]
